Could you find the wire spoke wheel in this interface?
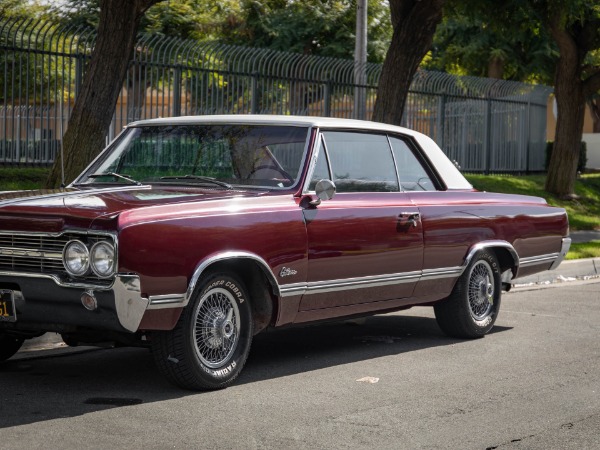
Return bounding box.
[467,260,495,320]
[434,249,502,339]
[193,287,240,368]
[151,273,254,390]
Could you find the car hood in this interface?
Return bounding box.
[0,185,263,233]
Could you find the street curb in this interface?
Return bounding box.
[514,257,600,286]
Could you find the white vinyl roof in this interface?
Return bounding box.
[128,115,473,190]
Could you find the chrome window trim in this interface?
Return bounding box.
[302,127,325,194]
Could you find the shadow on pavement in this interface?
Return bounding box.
[0,314,511,429]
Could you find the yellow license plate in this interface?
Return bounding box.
[0,290,16,322]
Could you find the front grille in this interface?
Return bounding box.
[0,232,114,286]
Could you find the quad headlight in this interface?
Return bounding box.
[90,241,116,278]
[63,240,90,277]
[63,239,116,278]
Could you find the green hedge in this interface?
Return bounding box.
[546,141,587,173]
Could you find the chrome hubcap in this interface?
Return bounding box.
[468,260,495,320]
[193,287,240,368]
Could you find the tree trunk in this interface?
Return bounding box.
[487,56,505,79]
[372,0,446,125]
[589,98,600,133]
[544,16,586,197]
[46,0,162,188]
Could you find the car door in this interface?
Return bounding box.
[298,131,424,311]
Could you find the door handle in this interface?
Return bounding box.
[399,212,420,227]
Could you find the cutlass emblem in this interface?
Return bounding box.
[279,267,297,277]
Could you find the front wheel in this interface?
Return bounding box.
[434,250,501,338]
[0,333,24,362]
[152,273,253,390]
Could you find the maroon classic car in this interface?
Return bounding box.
[0,116,570,389]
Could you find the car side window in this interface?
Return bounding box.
[322,131,399,193]
[389,136,437,192]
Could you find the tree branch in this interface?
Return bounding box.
[577,18,600,51]
[584,70,600,97]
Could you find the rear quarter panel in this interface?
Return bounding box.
[410,191,568,296]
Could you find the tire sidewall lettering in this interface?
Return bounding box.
[199,359,238,378]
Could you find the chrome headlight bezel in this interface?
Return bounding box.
[63,239,91,277]
[89,241,116,278]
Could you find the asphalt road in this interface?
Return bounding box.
[1,280,599,450]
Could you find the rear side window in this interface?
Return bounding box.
[321,131,399,193]
[389,137,437,191]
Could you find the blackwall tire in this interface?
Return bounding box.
[152,273,253,390]
[0,333,24,362]
[434,250,501,339]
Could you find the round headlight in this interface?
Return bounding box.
[63,240,90,277]
[90,241,115,278]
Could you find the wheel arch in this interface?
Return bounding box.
[463,240,519,277]
[186,252,281,334]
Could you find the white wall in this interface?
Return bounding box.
[583,133,600,170]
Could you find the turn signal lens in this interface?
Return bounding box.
[90,241,115,278]
[63,240,90,276]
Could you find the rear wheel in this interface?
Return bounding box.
[434,250,501,338]
[0,333,24,362]
[152,273,253,390]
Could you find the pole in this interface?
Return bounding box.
[354,0,367,120]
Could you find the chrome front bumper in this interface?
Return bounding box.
[111,275,150,332]
[0,273,149,333]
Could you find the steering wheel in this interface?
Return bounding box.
[248,165,294,185]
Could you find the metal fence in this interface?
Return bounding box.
[1,18,552,173]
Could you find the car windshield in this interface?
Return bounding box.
[78,124,310,189]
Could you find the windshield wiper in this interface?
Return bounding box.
[87,172,142,186]
[159,175,233,190]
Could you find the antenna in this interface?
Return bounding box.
[59,93,65,188]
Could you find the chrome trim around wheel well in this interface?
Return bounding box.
[185,252,281,306]
[462,240,520,277]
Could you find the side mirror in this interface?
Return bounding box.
[310,179,336,206]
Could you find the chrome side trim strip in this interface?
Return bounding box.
[519,253,560,267]
[421,266,463,280]
[147,293,187,309]
[549,237,571,270]
[279,282,307,297]
[279,268,456,298]
[304,271,422,295]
